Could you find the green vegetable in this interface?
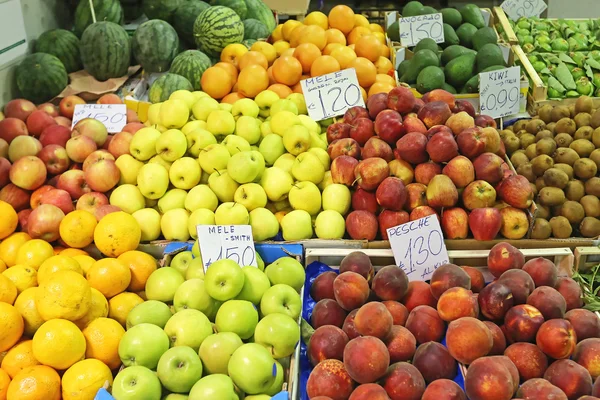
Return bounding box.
[576,77,593,95]
[566,90,580,97]
[571,67,585,80]
[402,1,424,17]
[551,38,569,52]
[547,76,566,95]
[555,62,577,90]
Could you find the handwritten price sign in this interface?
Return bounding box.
[71,104,127,133]
[387,215,449,281]
[479,66,520,119]
[399,13,445,48]
[196,225,257,271]
[501,0,547,20]
[301,68,365,121]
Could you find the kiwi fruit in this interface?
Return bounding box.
[525,143,538,160]
[535,176,546,192]
[554,118,577,135]
[549,216,573,239]
[551,106,570,122]
[574,126,594,141]
[580,217,600,238]
[535,130,554,142]
[554,148,580,165]
[574,113,592,128]
[580,195,600,218]
[517,163,536,183]
[513,120,528,132]
[535,138,557,156]
[538,104,553,123]
[536,205,551,220]
[564,180,585,202]
[553,163,574,180]
[546,122,556,133]
[592,127,600,147]
[591,108,600,129]
[569,104,576,118]
[575,96,594,114]
[531,154,554,176]
[531,218,552,239]
[499,130,514,140]
[542,168,569,189]
[530,182,538,197]
[559,200,585,225]
[510,151,529,168]
[570,139,595,157]
[573,158,598,180]
[554,133,573,148]
[589,149,600,170]
[520,133,536,149]
[538,187,566,206]
[585,177,600,197]
[504,136,521,154]
[526,119,546,134]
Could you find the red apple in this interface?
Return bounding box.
[442,155,475,188]
[54,116,72,127]
[473,152,504,184]
[39,125,72,148]
[17,209,32,232]
[497,175,534,209]
[327,138,361,159]
[410,206,438,221]
[403,115,427,134]
[71,118,108,146]
[352,188,378,214]
[453,99,476,117]
[0,139,7,158]
[387,86,416,114]
[82,150,115,172]
[0,183,31,211]
[27,203,65,242]
[57,169,91,199]
[379,210,410,240]
[376,177,407,211]
[475,115,497,128]
[38,145,70,175]
[405,183,427,211]
[362,137,393,161]
[456,127,486,159]
[122,122,145,134]
[4,99,36,121]
[468,207,502,241]
[426,131,458,163]
[126,109,139,123]
[426,175,458,209]
[97,94,123,104]
[327,123,351,143]
[499,207,529,239]
[462,180,497,210]
[76,192,109,214]
[446,111,475,136]
[0,157,11,187]
[30,185,54,209]
[441,207,469,239]
[331,156,359,186]
[497,141,507,159]
[422,89,455,109]
[27,110,57,137]
[101,135,113,150]
[417,101,452,128]
[39,189,74,214]
[94,204,121,221]
[426,125,452,139]
[396,133,428,164]
[354,157,390,190]
[84,159,120,192]
[0,118,28,143]
[414,162,441,185]
[346,210,378,240]
[343,106,369,125]
[66,135,97,163]
[480,127,501,154]
[7,136,41,162]
[37,103,59,117]
[9,156,47,190]
[59,96,86,119]
[388,159,414,185]
[349,118,375,146]
[367,92,389,119]
[374,110,404,144]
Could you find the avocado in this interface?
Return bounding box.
[387,20,400,42]
[442,24,460,48]
[417,66,445,93]
[464,65,506,93]
[441,45,475,65]
[397,59,411,77]
[456,23,478,48]
[402,1,424,17]
[476,43,505,72]
[460,4,485,29]
[419,6,438,15]
[442,82,457,94]
[400,49,439,84]
[445,52,476,89]
[441,8,462,29]
[472,26,498,50]
[414,38,439,53]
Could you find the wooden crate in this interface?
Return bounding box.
[493,6,518,45]
[575,246,600,273]
[512,44,547,104]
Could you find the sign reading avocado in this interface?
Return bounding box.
[479,66,521,119]
[387,215,449,281]
[196,225,258,271]
[399,13,445,48]
[501,0,547,21]
[301,68,365,121]
[71,104,127,133]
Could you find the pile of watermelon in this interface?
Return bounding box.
[15,0,276,103]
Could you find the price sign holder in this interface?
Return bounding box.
[301,68,365,121]
[501,0,547,20]
[71,104,128,133]
[399,13,445,48]
[196,225,258,271]
[387,215,450,281]
[479,66,521,119]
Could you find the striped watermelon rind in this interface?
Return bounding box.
[34,29,82,73]
[242,39,257,48]
[193,6,244,57]
[244,0,276,33]
[243,18,269,40]
[74,0,124,37]
[149,73,194,103]
[173,0,211,45]
[132,19,179,73]
[80,21,131,81]
[170,50,211,91]
[143,0,183,22]
[15,53,68,104]
[211,0,248,19]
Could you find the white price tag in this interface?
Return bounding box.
[196,225,258,271]
[301,68,365,121]
[479,66,521,119]
[399,13,445,48]
[71,104,128,133]
[387,215,449,281]
[501,0,547,20]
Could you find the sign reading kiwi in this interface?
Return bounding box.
[479,66,521,119]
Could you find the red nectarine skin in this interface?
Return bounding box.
[430,263,471,299]
[504,342,548,381]
[339,252,373,282]
[487,242,525,278]
[536,319,577,359]
[446,317,493,365]
[437,287,479,322]
[382,301,408,326]
[381,362,425,400]
[385,325,416,363]
[484,321,507,355]
[348,383,390,400]
[516,378,568,400]
[311,271,337,302]
[566,309,600,341]
[497,269,535,304]
[504,304,544,343]
[573,338,600,379]
[460,266,485,293]
[402,281,437,311]
[527,286,567,320]
[412,341,457,383]
[308,325,349,366]
[522,257,559,288]
[342,309,359,340]
[487,355,519,394]
[343,336,390,384]
[594,375,600,397]
[544,359,593,400]
[422,379,466,400]
[478,281,514,321]
[557,277,584,311]
[354,302,393,339]
[465,356,515,400]
[307,359,355,400]
[405,305,445,344]
[333,271,370,311]
[371,265,409,302]
[311,299,347,329]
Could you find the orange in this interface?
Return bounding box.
[304,11,329,30]
[323,43,343,55]
[282,19,303,41]
[372,31,386,44]
[82,318,125,370]
[330,46,357,69]
[267,84,294,99]
[298,25,327,50]
[281,48,296,58]
[271,24,284,42]
[52,247,65,255]
[292,81,304,94]
[62,359,113,400]
[0,201,17,240]
[250,41,278,65]
[0,275,17,304]
[14,239,53,270]
[36,270,91,322]
[0,260,6,273]
[108,292,143,328]
[311,55,341,77]
[13,288,44,337]
[59,210,96,249]
[375,56,393,74]
[360,86,367,102]
[220,43,248,67]
[272,40,291,56]
[221,92,246,104]
[93,212,141,258]
[238,65,270,98]
[238,51,269,70]
[59,248,88,257]
[231,81,239,93]
[0,303,23,352]
[71,255,95,276]
[349,43,355,50]
[355,35,382,62]
[214,62,239,85]
[1,340,40,379]
[375,73,396,86]
[267,66,276,85]
[0,368,8,400]
[2,265,37,295]
[288,25,306,48]
[272,56,303,86]
[200,67,233,100]
[32,319,86,370]
[380,44,390,58]
[86,258,131,299]
[351,57,377,88]
[118,251,157,292]
[37,255,82,284]
[73,288,108,330]
[348,26,372,45]
[368,81,395,98]
[325,28,347,45]
[369,23,384,33]
[7,365,60,400]
[354,14,370,28]
[328,5,355,35]
[294,43,321,74]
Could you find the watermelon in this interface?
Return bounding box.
[143,0,182,22]
[15,53,68,104]
[170,50,211,90]
[242,38,257,48]
[149,73,193,103]
[211,0,247,19]
[74,0,124,37]
[132,20,179,73]
[193,6,244,57]
[243,19,269,40]
[243,0,275,33]
[34,29,82,73]
[80,22,131,81]
[173,0,210,45]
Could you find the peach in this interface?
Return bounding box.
[504,342,548,381]
[308,325,349,366]
[566,309,600,341]
[312,299,347,328]
[381,362,425,400]
[487,242,525,278]
[437,287,478,322]
[478,281,514,321]
[333,271,370,311]
[402,281,437,311]
[348,384,390,400]
[354,302,393,339]
[594,376,600,396]
[339,251,374,282]
[311,271,337,302]
[544,359,593,400]
[527,286,567,320]
[382,301,408,326]
[497,269,535,304]
[446,317,493,364]
[516,378,568,400]
[556,276,584,311]
[487,355,519,393]
[465,356,516,400]
[343,336,390,384]
[574,338,600,379]
[412,341,456,383]
[536,319,577,359]
[422,379,466,400]
[522,257,558,287]
[385,325,416,363]
[405,305,445,344]
[372,265,408,301]
[342,309,359,339]
[430,263,471,299]
[307,359,355,400]
[504,304,544,343]
[460,266,485,293]
[484,321,507,355]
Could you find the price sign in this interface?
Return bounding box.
[301,68,365,121]
[479,66,520,119]
[399,13,445,48]
[501,0,547,20]
[196,225,258,271]
[387,215,450,281]
[71,104,127,133]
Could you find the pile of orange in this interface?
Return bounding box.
[203,5,396,103]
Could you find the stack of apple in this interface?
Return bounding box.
[112,250,305,399]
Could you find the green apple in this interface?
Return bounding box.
[115,154,144,185]
[191,97,219,121]
[222,135,251,155]
[271,99,298,116]
[227,151,265,184]
[158,189,188,213]
[256,253,265,271]
[163,394,189,400]
[265,361,284,396]
[309,132,327,150]
[173,278,215,314]
[185,185,218,212]
[254,313,300,358]
[280,209,313,240]
[119,323,170,369]
[215,300,258,340]
[219,103,232,112]
[112,366,162,400]
[260,284,302,320]
[157,346,203,393]
[192,90,209,101]
[320,117,335,127]
[289,181,321,215]
[320,132,328,143]
[235,116,261,144]
[273,154,295,174]
[137,163,169,200]
[185,128,216,157]
[214,202,249,225]
[132,208,162,241]
[188,374,237,400]
[161,208,191,241]
[315,210,345,239]
[234,183,267,211]
[164,309,213,351]
[148,154,172,171]
[126,300,173,329]
[260,120,273,137]
[255,90,280,118]
[145,267,185,303]
[170,90,195,108]
[192,240,200,257]
[235,266,271,305]
[258,134,285,166]
[199,332,243,375]
[291,152,325,184]
[271,111,301,137]
[322,183,351,214]
[228,343,276,394]
[169,157,201,189]
[204,259,245,301]
[206,110,235,139]
[287,93,308,115]
[170,250,193,277]
[265,257,305,292]
[185,257,205,280]
[273,199,290,211]
[260,167,293,202]
[130,127,161,161]
[245,395,272,400]
[110,184,145,214]
[283,125,311,156]
[318,171,333,191]
[249,207,279,241]
[182,119,207,135]
[208,170,239,203]
[160,99,189,129]
[188,208,215,239]
[308,147,330,170]
[156,129,187,162]
[298,114,320,134]
[198,144,230,174]
[147,103,162,126]
[232,98,260,119]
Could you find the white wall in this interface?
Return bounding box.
[548,0,600,18]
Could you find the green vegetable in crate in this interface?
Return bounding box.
[402,1,424,17]
[593,73,600,89]
[387,21,400,43]
[571,68,585,81]
[397,59,410,78]
[193,6,245,57]
[169,50,211,91]
[143,0,182,23]
[80,21,131,81]
[243,19,270,40]
[456,23,477,49]
[419,6,437,15]
[440,8,462,29]
[132,20,179,73]
[416,66,445,93]
[399,49,439,83]
[149,73,193,103]
[442,83,457,94]
[555,62,577,90]
[15,53,68,104]
[460,4,485,29]
[472,27,497,51]
[576,77,593,96]
[414,38,439,54]
[173,0,210,45]
[552,38,570,52]
[476,43,504,72]
[34,29,81,74]
[244,0,276,33]
[445,52,476,89]
[73,0,123,37]
[442,24,459,48]
[547,76,566,98]
[212,0,248,19]
[441,45,474,65]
